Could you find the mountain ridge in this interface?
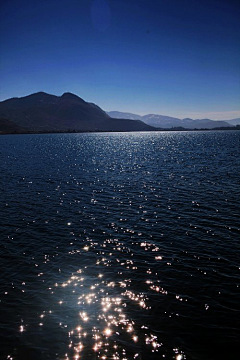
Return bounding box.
[107,111,239,129]
[0,92,239,133]
[0,92,154,133]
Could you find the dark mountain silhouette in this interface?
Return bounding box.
[0,118,27,134]
[107,111,234,129]
[0,92,153,132]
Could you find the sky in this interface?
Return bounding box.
[0,0,240,120]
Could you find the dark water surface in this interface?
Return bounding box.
[0,131,240,360]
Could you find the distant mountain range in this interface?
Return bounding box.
[107,111,240,129]
[0,92,239,134]
[0,92,153,133]
[226,118,240,126]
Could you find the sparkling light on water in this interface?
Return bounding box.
[1,132,240,360]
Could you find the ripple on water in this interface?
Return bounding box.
[1,131,240,360]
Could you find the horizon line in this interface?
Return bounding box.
[0,91,239,121]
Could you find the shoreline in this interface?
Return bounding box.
[1,126,240,135]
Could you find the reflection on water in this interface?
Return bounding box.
[1,131,240,360]
[30,236,185,360]
[50,270,165,360]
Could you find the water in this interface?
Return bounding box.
[0,131,239,360]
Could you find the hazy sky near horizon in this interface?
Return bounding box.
[0,0,240,119]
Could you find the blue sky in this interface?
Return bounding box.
[0,0,239,119]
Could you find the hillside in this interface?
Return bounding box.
[107,111,234,129]
[0,118,27,134]
[0,92,153,133]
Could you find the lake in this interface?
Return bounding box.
[0,131,239,360]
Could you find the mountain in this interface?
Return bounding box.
[225,118,240,126]
[107,111,143,120]
[0,92,153,133]
[107,111,234,129]
[180,118,234,129]
[142,114,183,128]
[1,93,236,133]
[0,118,27,134]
